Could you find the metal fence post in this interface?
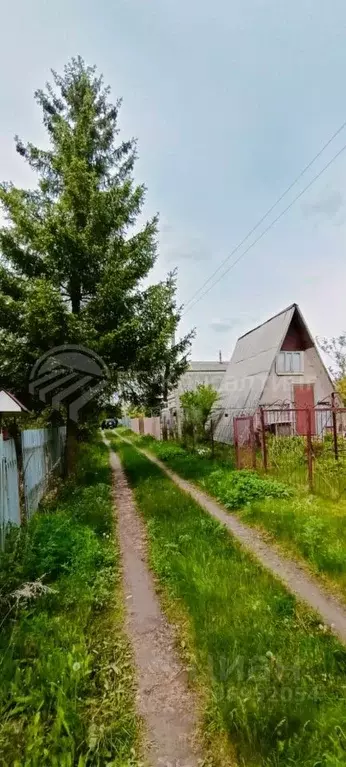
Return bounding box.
[250,416,256,469]
[306,409,314,493]
[162,416,168,441]
[260,407,268,472]
[331,392,339,460]
[233,417,240,469]
[210,418,215,459]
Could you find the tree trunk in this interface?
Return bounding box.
[70,279,82,315]
[64,419,78,477]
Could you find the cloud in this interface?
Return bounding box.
[210,319,234,332]
[159,221,210,263]
[210,314,258,333]
[164,242,209,263]
[210,318,240,333]
[302,190,343,219]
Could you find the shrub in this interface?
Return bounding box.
[204,469,292,509]
[155,443,188,461]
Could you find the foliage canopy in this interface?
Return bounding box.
[0,57,192,412]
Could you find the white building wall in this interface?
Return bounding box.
[168,370,226,411]
[260,347,334,407]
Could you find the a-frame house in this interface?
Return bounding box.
[213,304,337,443]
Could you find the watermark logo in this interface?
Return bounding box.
[29,345,109,422]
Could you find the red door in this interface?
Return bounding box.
[293,384,315,435]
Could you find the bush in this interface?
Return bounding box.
[204,469,292,509]
[155,443,188,461]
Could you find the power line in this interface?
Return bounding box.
[183,118,346,313]
[182,139,346,316]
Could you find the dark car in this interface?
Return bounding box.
[101,418,118,430]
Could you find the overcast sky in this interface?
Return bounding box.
[1,0,346,361]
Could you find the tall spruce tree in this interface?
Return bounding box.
[0,57,192,413]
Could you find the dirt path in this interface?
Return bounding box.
[107,444,202,767]
[118,436,346,646]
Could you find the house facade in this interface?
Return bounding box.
[212,304,338,443]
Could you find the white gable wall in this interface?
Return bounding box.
[260,346,334,407]
[214,306,295,419]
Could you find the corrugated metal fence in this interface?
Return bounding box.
[120,416,131,428]
[0,426,66,548]
[22,427,66,519]
[0,435,20,549]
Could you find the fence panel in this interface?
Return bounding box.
[260,408,309,489]
[0,435,20,549]
[22,427,66,518]
[257,406,346,499]
[143,416,161,440]
[130,418,140,434]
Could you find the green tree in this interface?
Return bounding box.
[318,335,346,378]
[318,335,346,403]
[0,57,193,416]
[180,383,219,439]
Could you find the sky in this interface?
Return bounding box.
[1,0,346,361]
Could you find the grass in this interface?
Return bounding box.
[0,439,141,767]
[241,494,346,593]
[112,435,346,767]
[266,434,346,500]
[118,430,346,600]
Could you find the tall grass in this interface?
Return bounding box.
[121,432,346,599]
[0,440,140,766]
[116,438,346,767]
[242,494,346,592]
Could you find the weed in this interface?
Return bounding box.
[203,469,292,508]
[154,443,188,461]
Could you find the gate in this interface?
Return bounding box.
[233,416,256,469]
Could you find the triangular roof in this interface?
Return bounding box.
[0,390,29,413]
[213,303,332,440]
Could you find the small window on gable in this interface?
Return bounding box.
[292,352,302,373]
[276,351,304,375]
